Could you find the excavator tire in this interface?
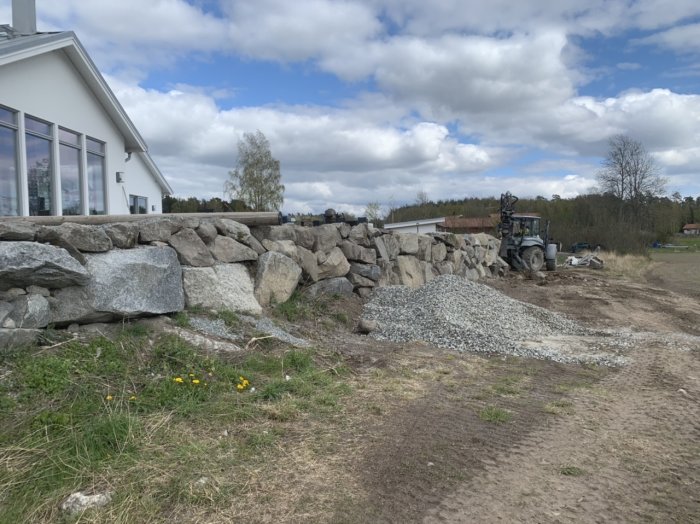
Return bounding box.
[522,247,545,272]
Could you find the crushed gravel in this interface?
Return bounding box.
[362,275,628,366]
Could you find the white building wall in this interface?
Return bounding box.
[0,50,162,215]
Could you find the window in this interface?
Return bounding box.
[0,106,19,215]
[25,115,53,216]
[86,137,106,215]
[0,105,110,217]
[129,194,148,214]
[59,128,81,215]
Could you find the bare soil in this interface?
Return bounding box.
[200,260,700,523]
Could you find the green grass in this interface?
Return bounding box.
[560,465,585,476]
[0,330,348,522]
[478,406,512,423]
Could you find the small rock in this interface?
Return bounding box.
[356,318,379,334]
[60,491,111,515]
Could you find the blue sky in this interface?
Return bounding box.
[2,0,699,215]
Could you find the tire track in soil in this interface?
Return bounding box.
[422,344,700,523]
[332,356,612,523]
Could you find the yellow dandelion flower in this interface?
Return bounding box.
[173,377,184,383]
[236,384,244,390]
[129,395,137,401]
[192,379,200,384]
[189,373,195,377]
[105,395,113,401]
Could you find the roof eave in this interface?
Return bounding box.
[0,31,147,152]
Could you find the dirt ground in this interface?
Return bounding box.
[182,258,699,523]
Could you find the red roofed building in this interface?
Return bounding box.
[682,223,700,235]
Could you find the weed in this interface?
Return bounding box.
[332,312,349,325]
[173,311,191,328]
[217,309,240,327]
[479,406,512,423]
[544,400,574,415]
[560,465,585,476]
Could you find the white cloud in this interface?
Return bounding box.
[222,0,381,62]
[633,22,700,55]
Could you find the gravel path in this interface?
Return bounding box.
[362,275,627,365]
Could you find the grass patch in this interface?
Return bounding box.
[560,465,585,476]
[544,399,574,415]
[600,250,653,279]
[173,311,191,328]
[478,406,512,423]
[0,331,348,521]
[217,309,240,327]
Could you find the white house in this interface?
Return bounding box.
[383,217,446,234]
[0,0,171,217]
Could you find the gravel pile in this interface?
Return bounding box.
[362,275,625,365]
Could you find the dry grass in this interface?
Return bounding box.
[600,250,655,280]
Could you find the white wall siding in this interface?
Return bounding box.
[0,50,163,215]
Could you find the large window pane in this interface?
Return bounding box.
[87,151,105,215]
[60,144,81,215]
[129,194,148,214]
[0,126,19,216]
[26,134,52,216]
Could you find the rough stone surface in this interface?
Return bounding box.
[214,219,252,242]
[262,239,298,259]
[356,318,378,333]
[61,492,112,515]
[312,224,342,252]
[396,233,420,255]
[101,223,139,249]
[417,235,433,261]
[395,255,426,288]
[168,228,215,267]
[304,277,354,298]
[435,261,455,275]
[356,287,373,299]
[210,235,258,263]
[377,259,400,286]
[0,242,90,290]
[340,240,377,264]
[195,222,218,244]
[255,252,302,306]
[0,288,25,301]
[348,272,375,288]
[432,242,447,262]
[383,234,401,260]
[0,328,40,349]
[349,223,372,247]
[49,287,113,325]
[335,222,351,238]
[293,226,315,251]
[139,219,174,243]
[182,264,262,315]
[0,221,35,240]
[421,261,436,283]
[0,301,13,326]
[244,234,266,255]
[37,223,112,253]
[26,285,50,297]
[374,236,390,261]
[8,294,50,328]
[349,262,381,282]
[85,247,184,315]
[317,247,351,280]
[294,245,319,282]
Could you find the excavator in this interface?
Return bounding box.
[498,192,556,272]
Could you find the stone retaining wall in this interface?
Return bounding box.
[0,216,509,346]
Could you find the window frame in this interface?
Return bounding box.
[0,105,20,216]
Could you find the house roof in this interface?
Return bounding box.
[0,27,172,194]
[383,217,446,229]
[683,223,700,230]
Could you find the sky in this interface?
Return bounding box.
[2,1,700,216]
